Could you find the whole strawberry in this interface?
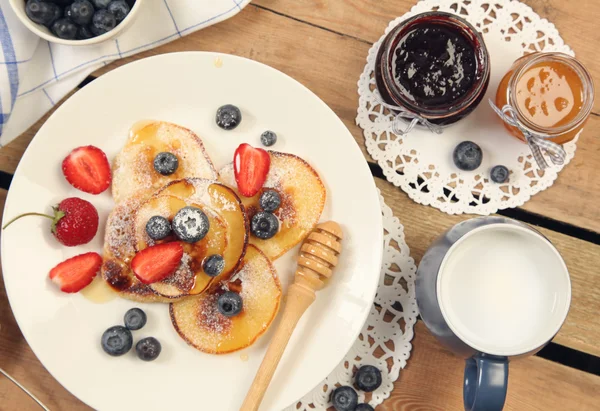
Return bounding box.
[2,197,99,246]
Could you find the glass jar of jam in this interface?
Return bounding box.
[495,52,594,144]
[375,12,490,126]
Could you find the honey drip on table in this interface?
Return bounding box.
[514,61,584,128]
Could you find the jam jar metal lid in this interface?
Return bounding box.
[375,12,491,126]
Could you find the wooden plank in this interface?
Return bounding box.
[376,177,600,357]
[1,4,599,232]
[254,0,600,114]
[0,189,90,410]
[379,322,600,411]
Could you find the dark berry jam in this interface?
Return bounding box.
[393,24,476,107]
[375,12,490,126]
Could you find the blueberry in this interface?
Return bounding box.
[106,0,130,22]
[90,9,116,36]
[48,3,62,26]
[203,254,225,277]
[453,141,483,171]
[124,308,147,330]
[153,152,179,176]
[172,206,210,243]
[217,291,243,317]
[135,337,161,361]
[355,405,374,411]
[26,1,60,26]
[259,190,281,212]
[490,165,509,183]
[260,130,277,147]
[65,0,94,25]
[331,386,358,411]
[251,211,279,240]
[76,25,95,39]
[145,216,172,241]
[216,104,242,130]
[47,0,73,5]
[101,325,133,356]
[355,365,382,392]
[91,0,111,8]
[51,18,77,39]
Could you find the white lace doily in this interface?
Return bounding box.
[357,0,580,215]
[286,191,418,410]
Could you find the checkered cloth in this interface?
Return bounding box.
[0,0,250,147]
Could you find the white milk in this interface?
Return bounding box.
[437,224,571,356]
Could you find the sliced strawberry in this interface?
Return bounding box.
[49,252,102,293]
[62,146,111,195]
[131,242,184,284]
[234,143,271,197]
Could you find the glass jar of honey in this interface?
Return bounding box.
[495,52,594,144]
[375,12,491,126]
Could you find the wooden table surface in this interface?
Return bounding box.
[1,1,599,410]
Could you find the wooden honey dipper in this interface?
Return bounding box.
[241,221,343,411]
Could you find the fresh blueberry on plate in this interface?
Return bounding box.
[25,0,59,26]
[124,308,147,331]
[203,254,225,277]
[251,211,279,239]
[145,216,172,241]
[355,404,374,411]
[153,152,179,176]
[172,206,210,243]
[331,386,358,411]
[490,165,509,183]
[106,0,130,22]
[216,104,242,130]
[135,337,162,361]
[65,0,94,25]
[259,190,281,212]
[260,130,277,147]
[355,365,382,392]
[51,17,78,39]
[90,9,116,35]
[217,291,243,317]
[101,325,133,356]
[453,141,483,171]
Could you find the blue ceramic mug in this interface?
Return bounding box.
[416,217,571,411]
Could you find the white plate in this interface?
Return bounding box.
[1,53,382,410]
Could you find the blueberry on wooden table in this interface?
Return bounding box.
[453,141,483,171]
[331,386,359,411]
[355,365,382,392]
[490,165,509,183]
[355,404,375,411]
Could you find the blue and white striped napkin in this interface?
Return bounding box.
[0,0,250,147]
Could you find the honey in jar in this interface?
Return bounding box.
[495,52,594,144]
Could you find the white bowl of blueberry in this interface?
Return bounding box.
[10,0,141,45]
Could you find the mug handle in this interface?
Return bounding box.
[463,355,509,411]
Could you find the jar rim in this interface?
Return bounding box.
[379,11,491,119]
[508,52,595,136]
